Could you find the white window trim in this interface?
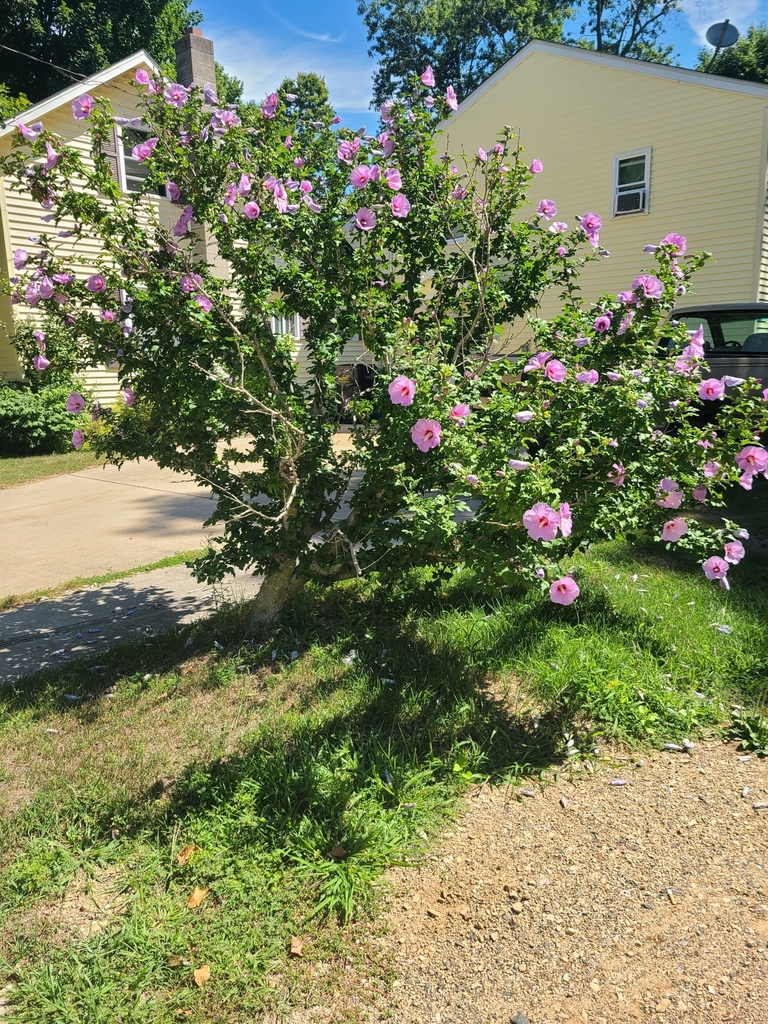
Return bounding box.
[117,126,167,198]
[611,147,652,219]
[271,314,302,339]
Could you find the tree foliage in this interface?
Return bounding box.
[572,0,680,63]
[697,24,768,84]
[0,0,201,103]
[3,71,766,623]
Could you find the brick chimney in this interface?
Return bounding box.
[174,27,216,89]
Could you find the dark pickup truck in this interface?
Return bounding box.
[669,302,768,384]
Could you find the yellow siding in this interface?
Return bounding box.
[442,48,768,345]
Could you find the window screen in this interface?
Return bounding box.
[614,151,650,216]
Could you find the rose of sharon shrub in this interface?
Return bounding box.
[2,66,767,620]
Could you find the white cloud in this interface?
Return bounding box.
[683,0,765,45]
[207,24,375,111]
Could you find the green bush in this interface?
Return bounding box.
[0,385,78,455]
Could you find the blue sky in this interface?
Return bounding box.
[196,0,768,124]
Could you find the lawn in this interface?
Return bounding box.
[0,450,104,490]
[0,483,766,1023]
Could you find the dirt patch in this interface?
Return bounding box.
[10,867,129,947]
[362,740,768,1024]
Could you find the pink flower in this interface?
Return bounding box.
[39,276,54,300]
[33,354,50,370]
[450,403,471,423]
[391,193,411,218]
[123,387,136,407]
[53,273,74,285]
[618,311,635,335]
[167,181,181,201]
[735,445,768,475]
[523,502,561,541]
[608,463,626,486]
[529,159,543,174]
[132,137,158,162]
[580,212,602,234]
[550,576,580,605]
[576,369,599,384]
[13,248,28,270]
[632,274,663,299]
[33,330,46,349]
[445,86,458,110]
[523,351,553,373]
[549,221,567,234]
[243,201,261,219]
[72,429,85,449]
[173,205,194,236]
[181,274,203,293]
[224,183,237,206]
[99,310,115,322]
[692,485,708,501]
[164,83,188,108]
[702,556,729,582]
[662,517,688,542]
[262,92,279,118]
[71,93,95,119]
[238,173,251,196]
[421,66,435,87]
[355,207,376,231]
[384,168,402,190]
[762,387,768,401]
[300,180,313,194]
[698,378,724,401]
[44,142,58,170]
[337,137,360,163]
[537,199,557,219]
[724,540,745,564]
[86,274,107,293]
[17,120,44,140]
[273,184,288,213]
[515,410,535,422]
[507,459,530,471]
[350,165,372,189]
[135,69,150,86]
[66,391,86,413]
[411,418,441,452]
[660,233,686,254]
[477,147,487,163]
[388,375,416,406]
[593,315,612,333]
[195,293,213,312]
[559,502,573,538]
[544,359,566,383]
[606,371,622,382]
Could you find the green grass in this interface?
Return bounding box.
[0,550,209,612]
[0,483,766,1022]
[0,450,105,489]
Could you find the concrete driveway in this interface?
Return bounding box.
[1,460,218,599]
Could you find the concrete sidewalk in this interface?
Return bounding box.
[0,563,263,684]
[1,460,218,598]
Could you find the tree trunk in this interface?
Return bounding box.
[246,559,307,630]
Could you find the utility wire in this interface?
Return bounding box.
[0,43,88,82]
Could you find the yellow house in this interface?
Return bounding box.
[440,41,768,346]
[0,29,366,400]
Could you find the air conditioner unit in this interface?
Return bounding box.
[615,188,646,215]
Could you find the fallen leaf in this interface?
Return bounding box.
[177,844,201,865]
[193,964,210,988]
[289,936,304,957]
[330,845,348,859]
[187,887,208,909]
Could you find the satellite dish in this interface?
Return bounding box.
[706,20,739,47]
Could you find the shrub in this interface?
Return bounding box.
[0,384,79,455]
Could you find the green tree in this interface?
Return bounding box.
[358,0,574,105]
[215,62,244,105]
[0,0,201,103]
[573,0,680,63]
[697,24,768,83]
[0,84,30,123]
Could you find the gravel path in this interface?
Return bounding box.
[373,740,768,1024]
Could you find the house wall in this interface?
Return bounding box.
[441,47,768,349]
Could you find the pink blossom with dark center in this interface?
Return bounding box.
[300,180,313,194]
[66,391,86,413]
[450,403,471,423]
[164,83,189,108]
[388,376,416,406]
[181,274,203,293]
[537,199,557,219]
[71,94,95,119]
[550,576,580,605]
[593,315,612,333]
[544,359,566,382]
[724,540,745,564]
[608,463,626,486]
[523,351,553,373]
[549,221,567,233]
[72,429,85,449]
[100,310,115,322]
[391,193,411,218]
[445,86,458,110]
[132,137,158,162]
[384,168,402,190]
[355,207,376,231]
[632,274,663,299]
[123,387,136,406]
[337,137,360,163]
[411,418,442,452]
[195,293,213,312]
[243,201,260,219]
[421,66,435,87]
[452,185,467,199]
[530,159,543,174]
[660,233,686,254]
[224,183,237,206]
[273,184,288,213]
[576,369,599,384]
[698,378,725,401]
[702,555,728,582]
[86,274,106,293]
[657,488,683,509]
[736,445,768,476]
[523,502,561,541]
[662,517,688,542]
[580,212,602,234]
[350,165,372,189]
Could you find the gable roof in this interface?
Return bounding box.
[0,49,160,138]
[444,40,768,126]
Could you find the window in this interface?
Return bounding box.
[271,314,301,339]
[675,312,768,353]
[612,149,651,217]
[119,127,167,197]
